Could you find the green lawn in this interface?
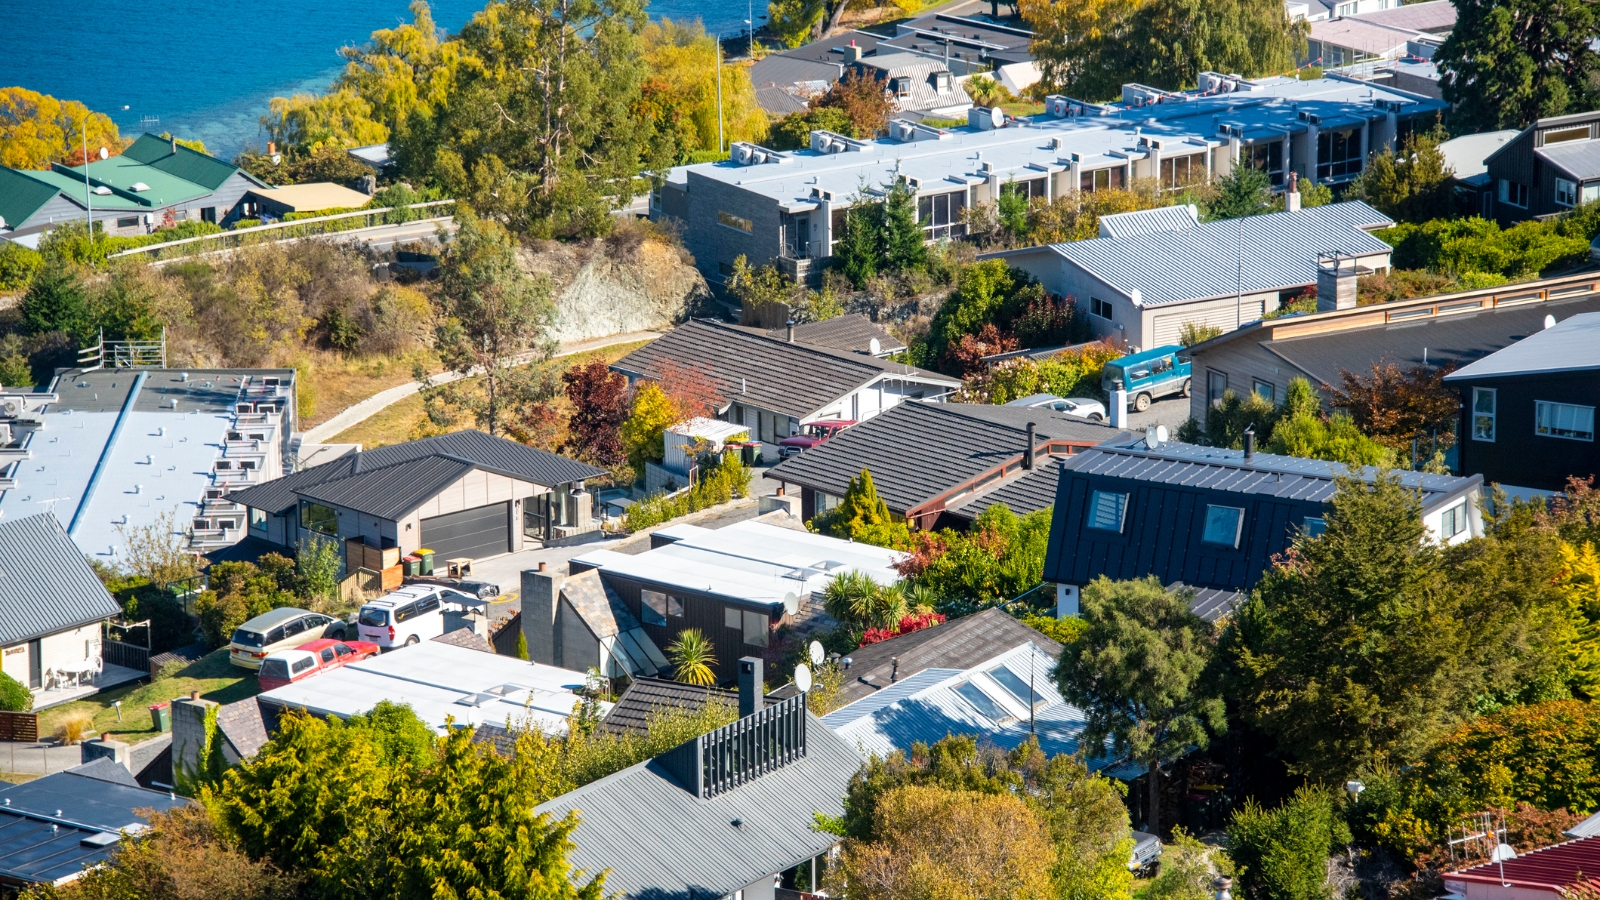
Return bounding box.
[37,649,260,744]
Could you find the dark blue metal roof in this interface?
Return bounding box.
[0,768,186,886]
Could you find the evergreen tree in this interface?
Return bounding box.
[1436,0,1600,131]
[1351,124,1460,223]
[817,469,892,539]
[1207,163,1273,220]
[1227,787,1350,900]
[20,262,90,341]
[832,202,882,288]
[881,180,927,274]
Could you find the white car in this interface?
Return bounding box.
[355,584,479,650]
[1004,392,1108,422]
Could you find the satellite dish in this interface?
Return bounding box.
[783,592,800,616]
[97,147,108,160]
[794,663,813,693]
[1545,314,1557,329]
[869,337,882,355]
[1490,844,1517,863]
[1145,426,1159,449]
[1156,425,1169,444]
[809,640,825,666]
[0,215,7,230]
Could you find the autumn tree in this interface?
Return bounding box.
[336,1,467,134]
[815,70,892,139]
[654,359,723,421]
[619,380,680,474]
[1328,360,1460,453]
[0,87,121,170]
[727,254,797,327]
[259,89,389,158]
[1057,576,1225,835]
[639,19,768,161]
[434,212,555,437]
[562,359,629,468]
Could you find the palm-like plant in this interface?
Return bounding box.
[824,571,909,629]
[667,629,718,686]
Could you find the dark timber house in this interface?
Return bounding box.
[1483,110,1600,223]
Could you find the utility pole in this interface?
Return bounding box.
[82,115,92,238]
[747,0,755,59]
[1235,213,1244,330]
[716,36,725,154]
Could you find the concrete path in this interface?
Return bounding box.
[0,740,89,777]
[302,330,663,444]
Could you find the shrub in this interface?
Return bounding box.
[0,241,43,293]
[622,452,751,531]
[1228,786,1350,900]
[824,571,910,630]
[0,671,32,711]
[55,710,96,745]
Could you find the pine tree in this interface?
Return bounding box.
[881,180,927,273]
[832,203,882,288]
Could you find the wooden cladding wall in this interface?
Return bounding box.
[602,573,781,686]
[0,711,39,743]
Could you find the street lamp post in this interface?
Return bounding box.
[716,34,724,153]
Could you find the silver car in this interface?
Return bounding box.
[1004,393,1108,422]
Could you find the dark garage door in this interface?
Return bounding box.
[420,502,511,562]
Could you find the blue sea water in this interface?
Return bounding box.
[0,0,756,157]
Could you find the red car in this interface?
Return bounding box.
[258,639,380,691]
[778,419,855,459]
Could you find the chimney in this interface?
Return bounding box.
[1316,253,1365,312]
[1023,422,1036,470]
[786,319,796,342]
[1243,427,1255,460]
[845,40,863,63]
[521,565,564,666]
[1285,171,1301,212]
[170,136,177,155]
[738,657,763,718]
[1109,379,1129,430]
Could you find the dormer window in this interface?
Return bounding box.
[1087,490,1128,532]
[894,77,910,98]
[935,72,951,92]
[1202,505,1244,548]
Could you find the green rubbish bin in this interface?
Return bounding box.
[403,554,421,577]
[149,702,171,734]
[416,548,435,576]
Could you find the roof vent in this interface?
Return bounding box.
[130,182,150,192]
[92,186,112,195]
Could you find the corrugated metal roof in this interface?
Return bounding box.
[0,513,122,646]
[1536,140,1600,181]
[0,167,66,230]
[1567,810,1600,839]
[835,607,1063,706]
[0,768,187,885]
[537,712,860,900]
[611,320,957,420]
[1445,310,1600,378]
[1446,835,1600,892]
[294,454,476,520]
[1042,202,1394,307]
[1098,204,1200,238]
[119,133,254,191]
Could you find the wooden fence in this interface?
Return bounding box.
[0,711,39,743]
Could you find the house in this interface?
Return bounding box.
[518,566,671,681]
[1442,836,1600,900]
[610,320,960,456]
[768,399,1120,529]
[1443,311,1600,494]
[536,659,859,900]
[1358,57,1443,100]
[1042,433,1485,617]
[735,313,905,356]
[0,759,187,888]
[830,607,1062,706]
[648,416,753,495]
[1440,129,1520,215]
[851,52,973,120]
[989,202,1395,349]
[243,182,374,217]
[0,134,270,245]
[1288,0,1400,23]
[0,365,296,559]
[653,72,1444,287]
[1182,270,1600,431]
[0,514,132,709]
[226,429,605,571]
[1304,0,1455,68]
[1484,110,1600,223]
[555,518,904,684]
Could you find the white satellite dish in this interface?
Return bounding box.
[97,146,108,160]
[1156,425,1169,444]
[1145,425,1159,449]
[783,592,800,616]
[869,337,882,355]
[794,663,813,693]
[1490,844,1517,863]
[1545,314,1557,329]
[808,640,825,666]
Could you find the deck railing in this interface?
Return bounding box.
[106,200,456,261]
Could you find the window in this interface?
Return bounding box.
[717,210,753,233]
[1202,505,1244,547]
[1543,124,1592,145]
[916,190,967,241]
[393,603,418,624]
[816,491,843,514]
[936,72,952,92]
[668,595,684,617]
[986,666,1046,709]
[1244,141,1285,186]
[291,656,316,674]
[283,617,307,638]
[1557,178,1579,207]
[894,77,910,97]
[1080,167,1126,192]
[1159,153,1203,190]
[954,681,1012,721]
[116,216,139,229]
[1472,387,1496,441]
[299,500,338,535]
[249,508,267,532]
[1316,126,1364,181]
[266,626,287,645]
[725,606,742,629]
[641,589,669,626]
[1087,491,1128,532]
[742,610,769,647]
[319,648,337,664]
[200,207,217,224]
[335,644,353,657]
[1253,380,1275,404]
[1586,183,1600,204]
[415,594,441,614]
[1536,400,1596,441]
[1207,370,1229,408]
[1440,502,1468,539]
[1090,297,1114,320]
[1304,517,1327,538]
[1499,179,1529,208]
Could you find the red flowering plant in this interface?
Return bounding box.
[859,612,947,647]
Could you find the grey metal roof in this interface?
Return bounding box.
[611,320,957,420]
[229,429,604,514]
[1097,204,1200,238]
[597,678,742,737]
[835,607,1063,706]
[0,768,187,885]
[1024,202,1394,308]
[947,464,1061,521]
[294,455,476,520]
[854,54,971,112]
[0,513,121,646]
[768,400,1118,513]
[536,714,860,900]
[1536,140,1600,181]
[1444,310,1600,379]
[745,314,907,355]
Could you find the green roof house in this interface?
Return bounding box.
[0,134,269,247]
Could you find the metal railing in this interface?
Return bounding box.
[78,327,167,369]
[106,200,457,261]
[695,693,808,798]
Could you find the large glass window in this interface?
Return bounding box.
[1499,180,1529,208]
[1087,491,1128,532]
[249,508,267,532]
[717,210,753,233]
[1472,388,1496,441]
[1207,370,1229,409]
[299,500,338,536]
[1202,505,1244,547]
[1536,401,1595,441]
[641,589,668,626]
[1244,141,1285,186]
[1159,153,1204,190]
[1316,126,1364,181]
[916,190,968,241]
[742,610,769,647]
[1544,125,1591,145]
[1557,178,1579,207]
[954,681,1012,721]
[986,666,1047,709]
[1080,167,1126,192]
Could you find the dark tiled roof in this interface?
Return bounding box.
[837,607,1062,705]
[432,627,495,654]
[229,429,605,514]
[947,464,1061,521]
[215,698,271,760]
[597,678,741,737]
[0,513,122,646]
[747,314,907,355]
[294,455,476,520]
[768,401,1118,513]
[472,721,517,756]
[610,320,957,420]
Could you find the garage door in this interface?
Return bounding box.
[420,502,511,562]
[1151,301,1266,346]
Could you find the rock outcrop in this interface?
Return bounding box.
[518,233,711,343]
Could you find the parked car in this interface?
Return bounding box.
[778,419,855,459]
[228,608,347,670]
[1102,345,1191,412]
[356,584,481,650]
[1128,830,1163,874]
[1004,393,1108,422]
[257,639,380,691]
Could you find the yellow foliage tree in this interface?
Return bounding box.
[1557,541,1600,698]
[0,87,121,170]
[619,381,680,475]
[640,19,768,158]
[261,88,390,157]
[337,0,469,133]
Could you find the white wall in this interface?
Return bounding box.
[1423,490,1482,546]
[0,622,101,689]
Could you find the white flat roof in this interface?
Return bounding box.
[572,519,904,610]
[258,640,595,734]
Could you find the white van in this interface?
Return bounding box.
[356,585,479,650]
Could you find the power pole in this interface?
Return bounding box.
[717,36,725,153]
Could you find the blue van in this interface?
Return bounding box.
[1101,345,1192,412]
